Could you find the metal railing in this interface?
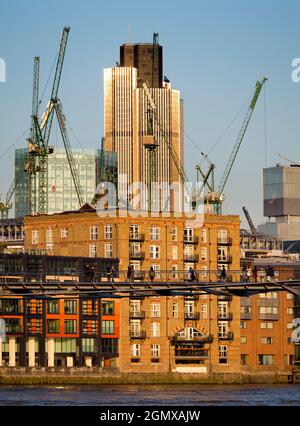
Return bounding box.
[218,331,234,341]
[184,312,200,320]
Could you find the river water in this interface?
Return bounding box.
[0,384,300,406]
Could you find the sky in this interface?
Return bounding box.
[0,0,300,227]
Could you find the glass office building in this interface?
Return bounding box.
[14,148,113,217]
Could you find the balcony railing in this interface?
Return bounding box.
[240,312,252,320]
[129,330,146,340]
[129,251,145,261]
[184,236,199,244]
[184,254,199,263]
[217,312,233,321]
[184,312,200,321]
[258,313,279,321]
[218,331,234,341]
[218,295,232,301]
[129,233,145,242]
[129,310,145,320]
[218,255,232,264]
[171,334,213,344]
[217,237,232,246]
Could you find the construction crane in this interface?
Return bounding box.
[196,77,267,213]
[278,153,300,167]
[242,206,256,232]
[27,26,70,215]
[54,99,84,206]
[0,56,41,220]
[141,79,191,211]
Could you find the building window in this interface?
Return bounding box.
[217,229,228,243]
[151,344,160,358]
[171,226,177,241]
[261,337,274,344]
[241,354,249,365]
[47,300,59,314]
[240,321,247,329]
[150,226,160,241]
[47,319,60,334]
[46,228,53,243]
[172,246,178,260]
[64,300,77,314]
[130,320,141,337]
[201,228,207,243]
[32,230,39,245]
[172,265,178,279]
[82,300,97,315]
[218,321,229,338]
[151,264,160,278]
[64,319,77,334]
[104,224,113,239]
[241,306,252,314]
[82,320,97,334]
[259,292,277,299]
[184,227,193,242]
[287,307,294,315]
[260,322,274,329]
[151,322,160,337]
[201,304,208,319]
[105,242,113,258]
[201,247,207,261]
[89,244,97,258]
[241,336,247,344]
[259,306,278,314]
[90,226,98,240]
[82,338,95,353]
[172,302,178,318]
[102,320,115,334]
[287,293,294,300]
[219,345,228,364]
[130,225,139,239]
[258,354,274,366]
[150,302,160,318]
[102,301,114,315]
[131,344,140,359]
[284,354,294,365]
[61,227,68,238]
[150,245,160,259]
[287,323,293,329]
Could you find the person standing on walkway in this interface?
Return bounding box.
[220,266,227,282]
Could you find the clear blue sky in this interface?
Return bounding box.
[1,0,300,226]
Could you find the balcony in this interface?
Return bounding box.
[130,330,146,340]
[218,295,232,301]
[171,334,213,344]
[217,237,232,246]
[184,254,199,263]
[217,312,233,321]
[184,312,200,321]
[129,310,145,320]
[218,332,234,341]
[259,313,279,321]
[175,349,209,360]
[184,294,199,301]
[184,236,199,244]
[129,233,145,242]
[218,255,232,264]
[240,312,252,320]
[129,251,145,261]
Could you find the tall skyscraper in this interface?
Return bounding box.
[15,148,102,217]
[103,38,184,212]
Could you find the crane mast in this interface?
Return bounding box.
[55,100,84,207]
[242,206,256,232]
[29,26,70,215]
[216,77,267,213]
